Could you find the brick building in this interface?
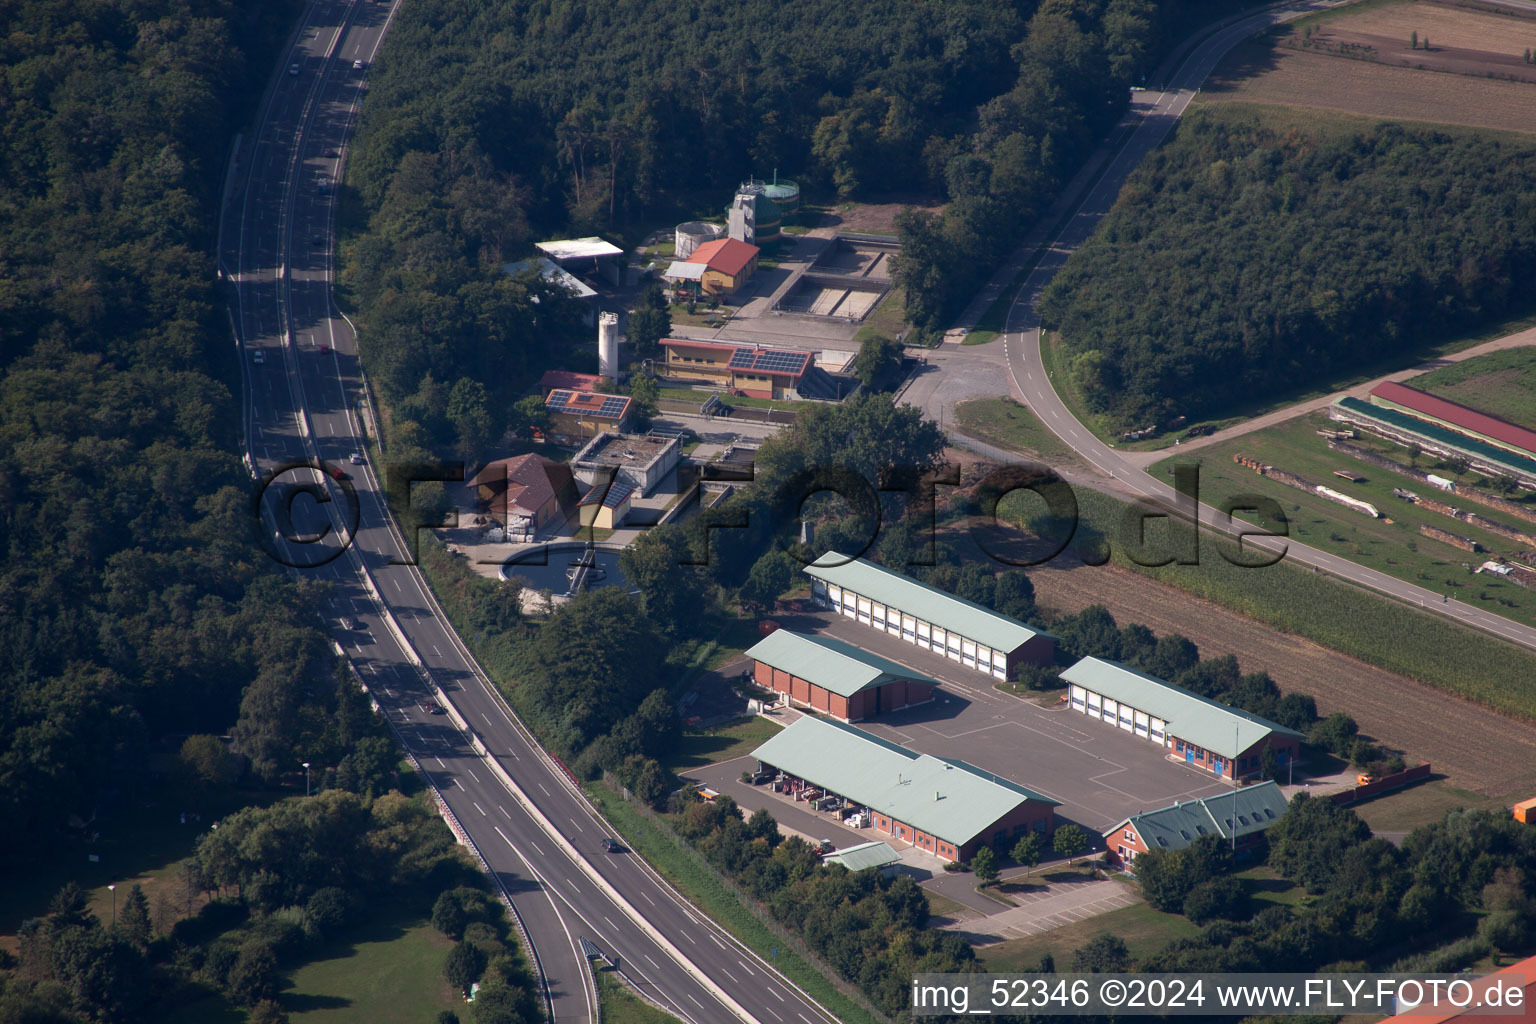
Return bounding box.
[659,338,811,399]
[1103,781,1289,870]
[751,716,1058,861]
[745,629,940,722]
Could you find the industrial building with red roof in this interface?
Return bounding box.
[683,237,760,295]
[660,338,811,399]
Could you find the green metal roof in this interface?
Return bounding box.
[1109,781,1290,852]
[744,630,943,699]
[750,717,1057,848]
[804,552,1051,653]
[1060,657,1304,759]
[1336,397,1536,481]
[822,841,900,872]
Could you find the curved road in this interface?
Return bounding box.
[990,0,1536,655]
[219,3,842,1023]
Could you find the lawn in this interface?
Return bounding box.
[596,969,685,1024]
[670,716,783,772]
[1232,864,1306,910]
[976,900,1201,972]
[282,909,458,1023]
[1350,778,1511,834]
[1152,411,1536,633]
[955,397,1079,465]
[1412,348,1536,428]
[854,285,911,345]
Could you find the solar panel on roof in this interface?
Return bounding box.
[598,396,628,418]
[728,348,756,369]
[753,350,807,373]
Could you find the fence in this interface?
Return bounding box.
[1329,762,1433,805]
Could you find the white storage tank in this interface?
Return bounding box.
[674,221,722,259]
[598,312,620,384]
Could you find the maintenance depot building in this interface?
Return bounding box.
[752,717,1058,862]
[804,552,1055,681]
[745,629,941,722]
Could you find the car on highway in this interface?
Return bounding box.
[322,148,339,158]
[418,701,445,715]
[349,451,365,465]
[288,63,300,76]
[252,349,265,365]
[601,837,624,854]
[310,234,325,247]
[315,343,331,353]
[353,59,367,70]
[328,465,346,480]
[340,616,357,629]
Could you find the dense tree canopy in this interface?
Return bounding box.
[1040,109,1536,426]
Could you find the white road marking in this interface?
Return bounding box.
[645,954,660,969]
[537,783,550,796]
[432,645,442,656]
[720,968,738,985]
[681,930,696,945]
[473,802,486,816]
[433,758,444,768]
[499,805,511,818]
[709,932,726,950]
[529,841,544,856]
[494,826,514,847]
[466,768,480,783]
[568,817,582,832]
[641,892,655,906]
[737,959,754,976]
[604,916,617,930]
[687,994,704,1009]
[770,987,785,1002]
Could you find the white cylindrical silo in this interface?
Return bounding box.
[599,311,620,384]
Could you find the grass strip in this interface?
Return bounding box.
[584,783,888,1024]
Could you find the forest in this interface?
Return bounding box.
[1039,108,1536,427]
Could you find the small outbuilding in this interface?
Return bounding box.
[577,479,634,530]
[821,841,900,876]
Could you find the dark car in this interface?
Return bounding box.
[418,701,444,715]
[323,148,339,158]
[601,837,623,853]
[328,466,346,481]
[311,234,325,247]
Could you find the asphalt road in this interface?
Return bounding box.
[219,3,841,1023]
[993,0,1536,657]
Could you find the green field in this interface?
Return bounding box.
[955,397,1078,465]
[854,284,912,345]
[976,900,1200,972]
[1349,778,1512,834]
[597,969,686,1023]
[998,485,1536,722]
[1152,412,1536,631]
[282,911,458,1023]
[1412,348,1536,428]
[671,715,783,772]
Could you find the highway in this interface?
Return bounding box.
[219,2,842,1023]
[990,0,1536,657]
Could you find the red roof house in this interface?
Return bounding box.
[683,238,760,295]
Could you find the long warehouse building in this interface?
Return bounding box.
[804,552,1055,680]
[745,629,941,722]
[751,716,1058,861]
[1060,658,1304,781]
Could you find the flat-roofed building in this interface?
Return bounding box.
[746,629,940,722]
[660,338,811,399]
[569,432,680,496]
[534,236,624,285]
[1061,657,1304,780]
[504,257,599,324]
[1103,781,1290,869]
[751,717,1058,861]
[545,389,633,443]
[803,552,1055,680]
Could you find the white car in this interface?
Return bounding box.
[252,350,266,365]
[288,63,300,76]
[353,59,366,70]
[349,452,365,465]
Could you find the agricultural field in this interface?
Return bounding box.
[1199,0,1536,135]
[1153,412,1536,627]
[1412,347,1536,428]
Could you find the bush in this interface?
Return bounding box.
[305,887,354,935]
[1182,877,1245,924]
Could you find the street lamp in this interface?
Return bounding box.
[302,762,312,796]
[107,884,116,929]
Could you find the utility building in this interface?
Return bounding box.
[804,552,1055,680]
[1103,781,1290,869]
[660,338,811,399]
[683,237,760,296]
[1060,658,1304,780]
[472,455,578,540]
[544,389,634,443]
[751,717,1058,861]
[745,629,941,722]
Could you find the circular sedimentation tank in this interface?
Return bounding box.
[674,221,720,259]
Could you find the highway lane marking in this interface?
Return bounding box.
[537,783,550,796]
[433,645,442,656]
[473,802,485,816]
[566,879,579,893]
[709,933,726,950]
[720,968,738,985]
[681,930,696,944]
[466,768,480,783]
[640,891,655,906]
[433,758,444,769]
[604,915,617,930]
[770,987,785,1001]
[494,826,515,848]
[528,841,544,856]
[798,1014,813,1024]
[687,994,704,1009]
[644,954,660,969]
[568,817,582,832]
[737,959,754,976]
[499,805,510,818]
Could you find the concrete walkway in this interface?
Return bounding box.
[940,875,1143,943]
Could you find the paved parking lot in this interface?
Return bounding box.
[737,607,1232,833]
